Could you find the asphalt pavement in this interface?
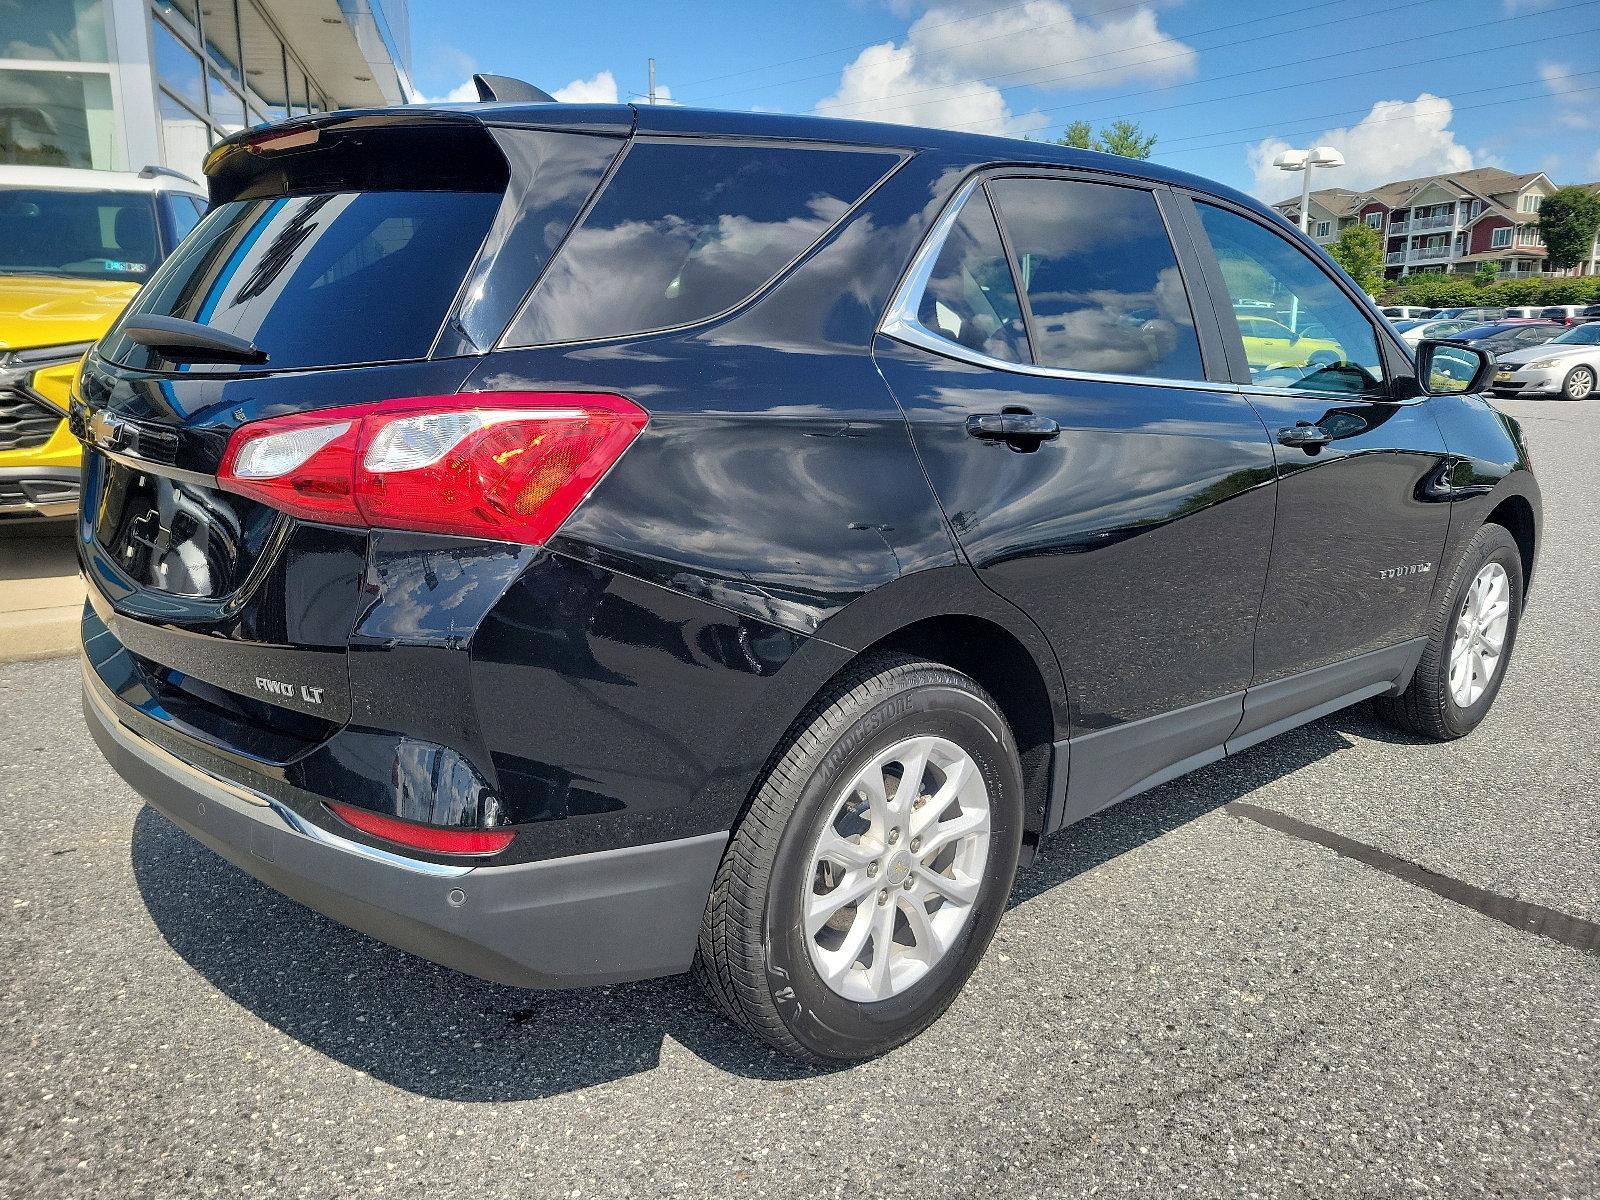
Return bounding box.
[1,396,1595,1199]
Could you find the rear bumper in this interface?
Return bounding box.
[0,466,80,519]
[84,660,726,989]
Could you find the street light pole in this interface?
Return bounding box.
[1273,145,1347,235]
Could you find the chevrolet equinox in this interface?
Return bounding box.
[76,91,1540,1063]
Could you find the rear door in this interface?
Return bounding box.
[1181,196,1451,748]
[874,169,1278,825]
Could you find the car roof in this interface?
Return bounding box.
[0,164,204,194]
[232,101,1279,223]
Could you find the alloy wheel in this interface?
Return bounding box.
[803,736,991,1003]
[1566,367,1594,400]
[1449,561,1511,707]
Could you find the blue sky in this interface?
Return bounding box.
[409,0,1599,201]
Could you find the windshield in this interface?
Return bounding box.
[1551,323,1600,345]
[0,188,159,282]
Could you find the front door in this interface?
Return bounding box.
[1185,198,1451,747]
[874,171,1279,824]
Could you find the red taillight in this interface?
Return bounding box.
[326,801,515,856]
[217,392,646,544]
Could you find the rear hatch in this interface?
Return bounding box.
[76,109,627,760]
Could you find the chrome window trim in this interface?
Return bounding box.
[878,175,1236,395]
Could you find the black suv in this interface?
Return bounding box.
[76,97,1540,1064]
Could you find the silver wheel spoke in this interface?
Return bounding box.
[898,894,947,965]
[814,827,876,869]
[917,807,989,860]
[863,900,898,996]
[892,739,933,816]
[818,903,875,985]
[805,870,878,936]
[913,862,979,906]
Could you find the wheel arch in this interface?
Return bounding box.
[710,566,1071,857]
[1484,490,1538,598]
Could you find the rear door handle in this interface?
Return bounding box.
[1277,421,1332,448]
[967,411,1060,444]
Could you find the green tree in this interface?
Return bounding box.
[1056,120,1094,150]
[1055,119,1156,159]
[1472,261,1500,288]
[1536,186,1600,271]
[1326,223,1385,295]
[1095,119,1157,159]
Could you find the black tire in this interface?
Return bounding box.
[693,653,1024,1064]
[1374,523,1523,740]
[1560,364,1595,401]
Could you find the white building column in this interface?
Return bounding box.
[105,0,161,172]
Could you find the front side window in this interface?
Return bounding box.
[913,189,1029,363]
[1197,202,1385,397]
[987,177,1205,380]
[510,141,902,345]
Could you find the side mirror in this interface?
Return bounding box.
[1415,339,1494,396]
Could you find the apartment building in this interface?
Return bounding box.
[1274,168,1600,279]
[1,0,413,183]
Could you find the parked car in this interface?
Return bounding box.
[1490,319,1600,399]
[1446,320,1563,356]
[1432,306,1505,322]
[1,165,206,519]
[75,97,1540,1064]
[1379,306,1436,321]
[1537,305,1587,326]
[1396,317,1477,346]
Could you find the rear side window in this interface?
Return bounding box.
[104,190,501,372]
[987,177,1205,381]
[508,140,902,345]
[915,189,1029,363]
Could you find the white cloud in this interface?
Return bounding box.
[1539,60,1578,93]
[1590,148,1600,178]
[1540,61,1594,130]
[553,70,620,104]
[1248,94,1475,201]
[414,69,623,106]
[815,0,1195,138]
[414,80,479,104]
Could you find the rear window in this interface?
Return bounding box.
[103,189,501,372]
[507,140,903,346]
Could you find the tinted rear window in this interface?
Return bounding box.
[988,177,1204,381]
[103,190,500,372]
[507,140,902,345]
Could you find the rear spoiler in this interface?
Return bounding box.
[473,74,555,103]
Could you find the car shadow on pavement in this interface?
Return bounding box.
[129,705,1387,1102]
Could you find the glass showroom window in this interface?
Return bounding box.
[0,0,117,170]
[0,69,116,169]
[1,0,109,62]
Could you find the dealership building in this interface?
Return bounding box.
[1,0,413,183]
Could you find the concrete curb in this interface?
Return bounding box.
[0,605,81,664]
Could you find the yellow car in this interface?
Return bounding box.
[1,165,206,520]
[1236,313,1346,373]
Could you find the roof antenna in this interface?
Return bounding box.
[472,73,556,104]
